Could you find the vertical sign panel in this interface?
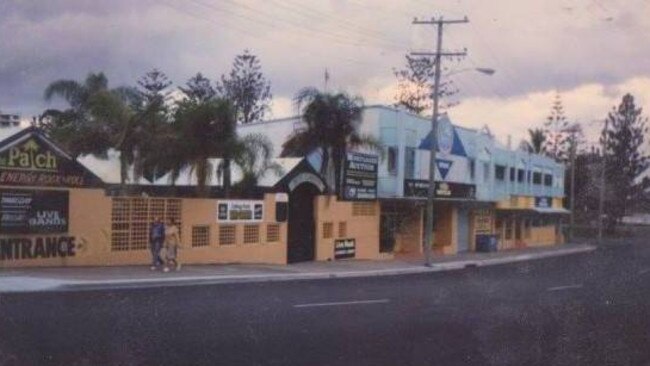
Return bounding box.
[340,152,378,201]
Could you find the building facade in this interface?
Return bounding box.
[239,105,568,258]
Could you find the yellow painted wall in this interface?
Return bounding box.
[433,204,458,256]
[394,207,422,256]
[0,188,287,268]
[313,196,381,261]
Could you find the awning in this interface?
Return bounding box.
[534,207,571,214]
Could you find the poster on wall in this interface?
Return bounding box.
[474,209,493,234]
[340,152,378,201]
[0,189,69,234]
[334,238,356,259]
[404,179,476,200]
[216,200,264,222]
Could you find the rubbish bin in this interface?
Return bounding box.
[476,234,499,252]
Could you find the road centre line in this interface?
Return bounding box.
[547,284,583,292]
[293,299,390,308]
[638,268,650,275]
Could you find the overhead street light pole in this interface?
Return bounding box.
[598,118,609,243]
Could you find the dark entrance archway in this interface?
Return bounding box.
[287,182,320,263]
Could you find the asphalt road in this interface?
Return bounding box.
[2,242,650,366]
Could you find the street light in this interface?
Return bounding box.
[423,66,495,267]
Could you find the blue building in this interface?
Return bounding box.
[239,105,568,258]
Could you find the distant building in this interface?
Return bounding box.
[0,112,21,128]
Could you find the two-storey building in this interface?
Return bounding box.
[239,105,568,258]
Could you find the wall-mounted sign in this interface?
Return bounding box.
[0,134,102,188]
[535,196,552,208]
[334,238,356,259]
[404,179,476,200]
[0,236,76,261]
[216,200,264,222]
[340,152,378,201]
[474,209,493,234]
[436,159,454,180]
[0,189,69,234]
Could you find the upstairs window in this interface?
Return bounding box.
[509,167,516,182]
[404,147,416,179]
[517,169,525,183]
[544,174,553,186]
[533,172,542,185]
[495,165,506,181]
[387,146,398,176]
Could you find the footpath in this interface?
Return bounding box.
[0,243,595,293]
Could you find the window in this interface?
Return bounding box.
[192,225,210,247]
[483,162,490,182]
[495,165,506,181]
[322,222,333,239]
[266,224,280,243]
[352,202,376,216]
[517,169,525,183]
[404,147,416,179]
[219,225,236,245]
[533,172,542,185]
[510,167,515,182]
[243,225,260,244]
[387,146,398,175]
[505,219,513,240]
[338,221,347,238]
[544,174,553,186]
[469,159,475,180]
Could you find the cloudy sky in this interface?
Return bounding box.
[1,0,649,145]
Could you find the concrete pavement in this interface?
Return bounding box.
[0,243,595,292]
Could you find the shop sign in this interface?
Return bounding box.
[0,236,76,261]
[0,189,69,234]
[0,136,99,187]
[404,179,476,200]
[334,238,356,259]
[474,209,493,234]
[535,196,552,208]
[340,152,378,201]
[216,200,264,222]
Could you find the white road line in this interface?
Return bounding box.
[293,299,390,308]
[638,268,650,275]
[547,284,583,292]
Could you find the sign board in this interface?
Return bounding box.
[535,196,552,208]
[0,189,69,234]
[436,159,453,180]
[340,152,378,201]
[404,179,476,200]
[334,238,356,259]
[216,200,264,222]
[473,209,493,234]
[0,134,102,188]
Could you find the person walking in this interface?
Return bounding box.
[163,218,182,272]
[149,217,165,270]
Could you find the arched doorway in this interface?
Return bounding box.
[287,182,321,263]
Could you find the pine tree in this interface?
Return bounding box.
[180,73,215,103]
[602,93,650,227]
[543,93,571,162]
[217,50,272,124]
[392,55,456,116]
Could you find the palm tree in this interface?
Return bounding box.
[280,87,380,194]
[527,128,546,154]
[42,73,143,184]
[170,97,237,196]
[232,134,284,195]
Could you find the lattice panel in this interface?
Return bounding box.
[149,199,166,222]
[243,225,260,244]
[323,222,333,239]
[266,224,280,243]
[338,221,347,238]
[192,225,210,247]
[352,202,376,216]
[219,225,236,245]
